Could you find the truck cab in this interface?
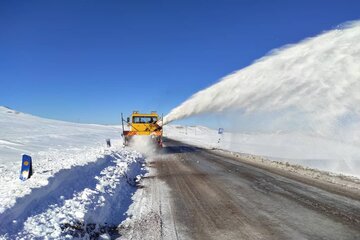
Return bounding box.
[122,111,163,146]
[130,111,160,135]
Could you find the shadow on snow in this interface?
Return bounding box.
[0,154,146,239]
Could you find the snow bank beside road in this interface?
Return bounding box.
[0,106,124,213]
[0,106,146,238]
[0,106,129,212]
[164,125,360,178]
[0,149,145,239]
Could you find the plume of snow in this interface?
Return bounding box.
[163,21,360,137]
[128,135,158,157]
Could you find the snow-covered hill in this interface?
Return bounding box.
[0,106,144,239]
[0,106,123,165]
[164,125,360,178]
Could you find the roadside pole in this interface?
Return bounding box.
[217,128,224,149]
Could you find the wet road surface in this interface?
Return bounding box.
[143,139,360,240]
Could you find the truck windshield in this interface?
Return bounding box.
[133,116,157,124]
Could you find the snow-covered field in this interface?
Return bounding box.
[164,125,360,178]
[0,106,145,239]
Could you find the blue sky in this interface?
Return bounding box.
[1,0,359,126]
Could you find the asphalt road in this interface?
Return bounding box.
[145,139,360,240]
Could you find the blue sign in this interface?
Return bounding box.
[20,154,32,181]
[218,128,224,134]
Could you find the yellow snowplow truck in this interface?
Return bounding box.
[121,111,163,147]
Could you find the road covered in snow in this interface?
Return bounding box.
[122,139,360,240]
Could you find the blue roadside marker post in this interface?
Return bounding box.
[218,128,224,135]
[20,154,33,181]
[217,128,224,145]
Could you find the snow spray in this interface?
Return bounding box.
[162,21,360,139]
[128,135,159,157]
